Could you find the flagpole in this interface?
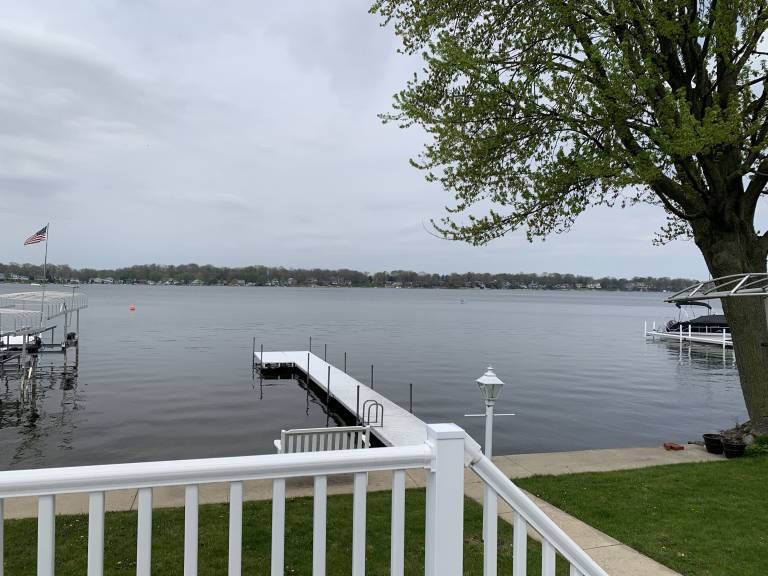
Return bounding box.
[40,223,49,326]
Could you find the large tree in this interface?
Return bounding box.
[372,0,768,432]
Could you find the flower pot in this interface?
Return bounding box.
[702,434,724,454]
[722,440,747,459]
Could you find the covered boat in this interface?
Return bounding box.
[664,300,729,334]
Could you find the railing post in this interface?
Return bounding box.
[271,479,286,576]
[88,491,105,576]
[229,482,243,576]
[184,485,199,576]
[0,498,4,576]
[390,470,406,576]
[424,424,465,576]
[37,495,55,576]
[313,475,327,576]
[137,488,153,576]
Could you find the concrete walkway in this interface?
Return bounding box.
[3,445,721,575]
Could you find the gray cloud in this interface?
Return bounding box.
[0,174,69,197]
[0,2,715,277]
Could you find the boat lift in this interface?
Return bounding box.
[645,273,768,348]
[0,290,88,378]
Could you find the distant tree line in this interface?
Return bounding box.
[0,262,699,291]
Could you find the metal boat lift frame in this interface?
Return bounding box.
[646,273,768,348]
[666,273,768,302]
[0,290,87,376]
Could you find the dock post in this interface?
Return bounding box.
[324,343,327,361]
[409,383,413,414]
[370,364,374,390]
[309,336,312,353]
[356,385,360,425]
[344,352,347,373]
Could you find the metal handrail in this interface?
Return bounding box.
[464,439,610,576]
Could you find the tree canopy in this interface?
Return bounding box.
[372,0,768,253]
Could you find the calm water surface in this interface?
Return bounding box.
[0,285,745,470]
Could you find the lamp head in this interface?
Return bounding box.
[476,366,504,403]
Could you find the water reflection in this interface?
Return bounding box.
[656,340,738,369]
[0,363,81,467]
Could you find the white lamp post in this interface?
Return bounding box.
[476,366,504,576]
[476,366,504,458]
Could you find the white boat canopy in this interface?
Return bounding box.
[666,273,768,302]
[0,291,88,322]
[0,309,43,337]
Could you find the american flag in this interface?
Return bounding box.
[24,225,48,246]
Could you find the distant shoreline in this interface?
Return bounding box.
[0,262,698,292]
[0,280,673,294]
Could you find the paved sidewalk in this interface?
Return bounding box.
[3,445,721,574]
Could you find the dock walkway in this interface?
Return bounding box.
[645,328,732,348]
[254,350,427,447]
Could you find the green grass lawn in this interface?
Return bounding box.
[4,488,570,575]
[516,456,768,576]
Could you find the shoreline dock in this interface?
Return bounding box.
[254,350,427,447]
[644,323,733,348]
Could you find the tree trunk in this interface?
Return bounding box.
[693,222,768,435]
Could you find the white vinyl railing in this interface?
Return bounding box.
[0,424,608,576]
[464,437,609,576]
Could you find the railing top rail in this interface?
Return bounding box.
[464,440,610,576]
[0,444,431,499]
[282,425,369,435]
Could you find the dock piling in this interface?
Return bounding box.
[344,352,347,374]
[409,383,413,414]
[324,344,327,361]
[370,364,374,390]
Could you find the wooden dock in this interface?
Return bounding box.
[254,351,427,447]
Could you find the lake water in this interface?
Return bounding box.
[0,285,746,470]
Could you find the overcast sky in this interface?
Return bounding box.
[0,1,734,278]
